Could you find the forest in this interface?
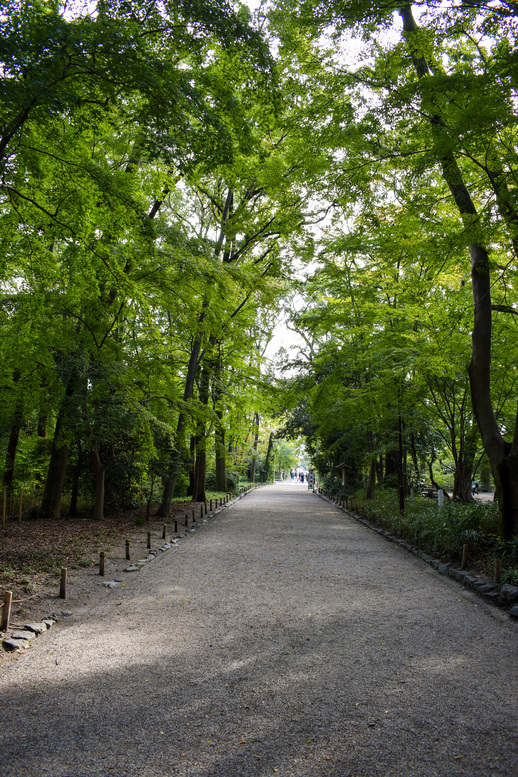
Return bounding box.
[1,0,518,567]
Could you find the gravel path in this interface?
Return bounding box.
[1,483,517,777]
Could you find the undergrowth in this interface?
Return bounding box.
[347,489,518,584]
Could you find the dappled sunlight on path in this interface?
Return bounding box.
[1,484,517,776]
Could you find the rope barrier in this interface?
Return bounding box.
[11,586,54,604]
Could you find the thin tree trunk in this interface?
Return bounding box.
[249,413,260,484]
[69,441,83,518]
[365,458,377,499]
[90,445,115,520]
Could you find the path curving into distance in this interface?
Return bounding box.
[1,483,517,776]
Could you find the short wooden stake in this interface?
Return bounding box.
[60,568,67,598]
[99,552,105,576]
[18,489,22,523]
[162,524,166,540]
[210,499,213,511]
[461,544,468,570]
[174,519,178,533]
[185,512,189,527]
[204,501,208,515]
[126,539,130,560]
[147,532,151,549]
[494,559,501,585]
[1,590,13,631]
[192,509,195,524]
[200,505,203,520]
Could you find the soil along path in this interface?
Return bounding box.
[0,484,517,777]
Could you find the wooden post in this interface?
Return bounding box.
[192,509,195,524]
[185,512,189,527]
[126,540,130,560]
[147,532,151,549]
[162,524,166,540]
[204,501,208,515]
[1,590,12,632]
[210,499,213,511]
[461,544,468,570]
[200,505,203,520]
[60,568,67,599]
[174,519,178,533]
[99,552,105,576]
[18,489,22,523]
[2,488,5,528]
[494,559,501,585]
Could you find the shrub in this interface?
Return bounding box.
[351,488,500,561]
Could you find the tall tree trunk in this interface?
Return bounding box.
[69,441,83,518]
[157,335,202,517]
[365,458,377,500]
[452,425,478,503]
[40,377,76,520]
[90,445,115,520]
[37,406,47,438]
[249,413,260,484]
[376,454,383,484]
[400,3,518,536]
[40,417,69,520]
[3,398,23,497]
[397,413,405,513]
[187,435,196,497]
[263,432,274,482]
[213,357,227,492]
[192,359,211,503]
[215,422,226,491]
[480,463,491,491]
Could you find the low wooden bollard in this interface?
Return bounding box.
[461,544,468,570]
[99,552,105,576]
[494,559,501,585]
[162,524,166,540]
[200,505,203,520]
[174,519,178,533]
[192,509,195,524]
[210,499,213,511]
[147,532,151,549]
[126,539,131,560]
[1,590,13,631]
[185,512,189,527]
[60,568,67,598]
[204,501,208,515]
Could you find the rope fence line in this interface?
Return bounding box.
[2,486,259,638]
[11,587,55,604]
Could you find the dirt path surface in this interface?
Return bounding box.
[1,484,517,777]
